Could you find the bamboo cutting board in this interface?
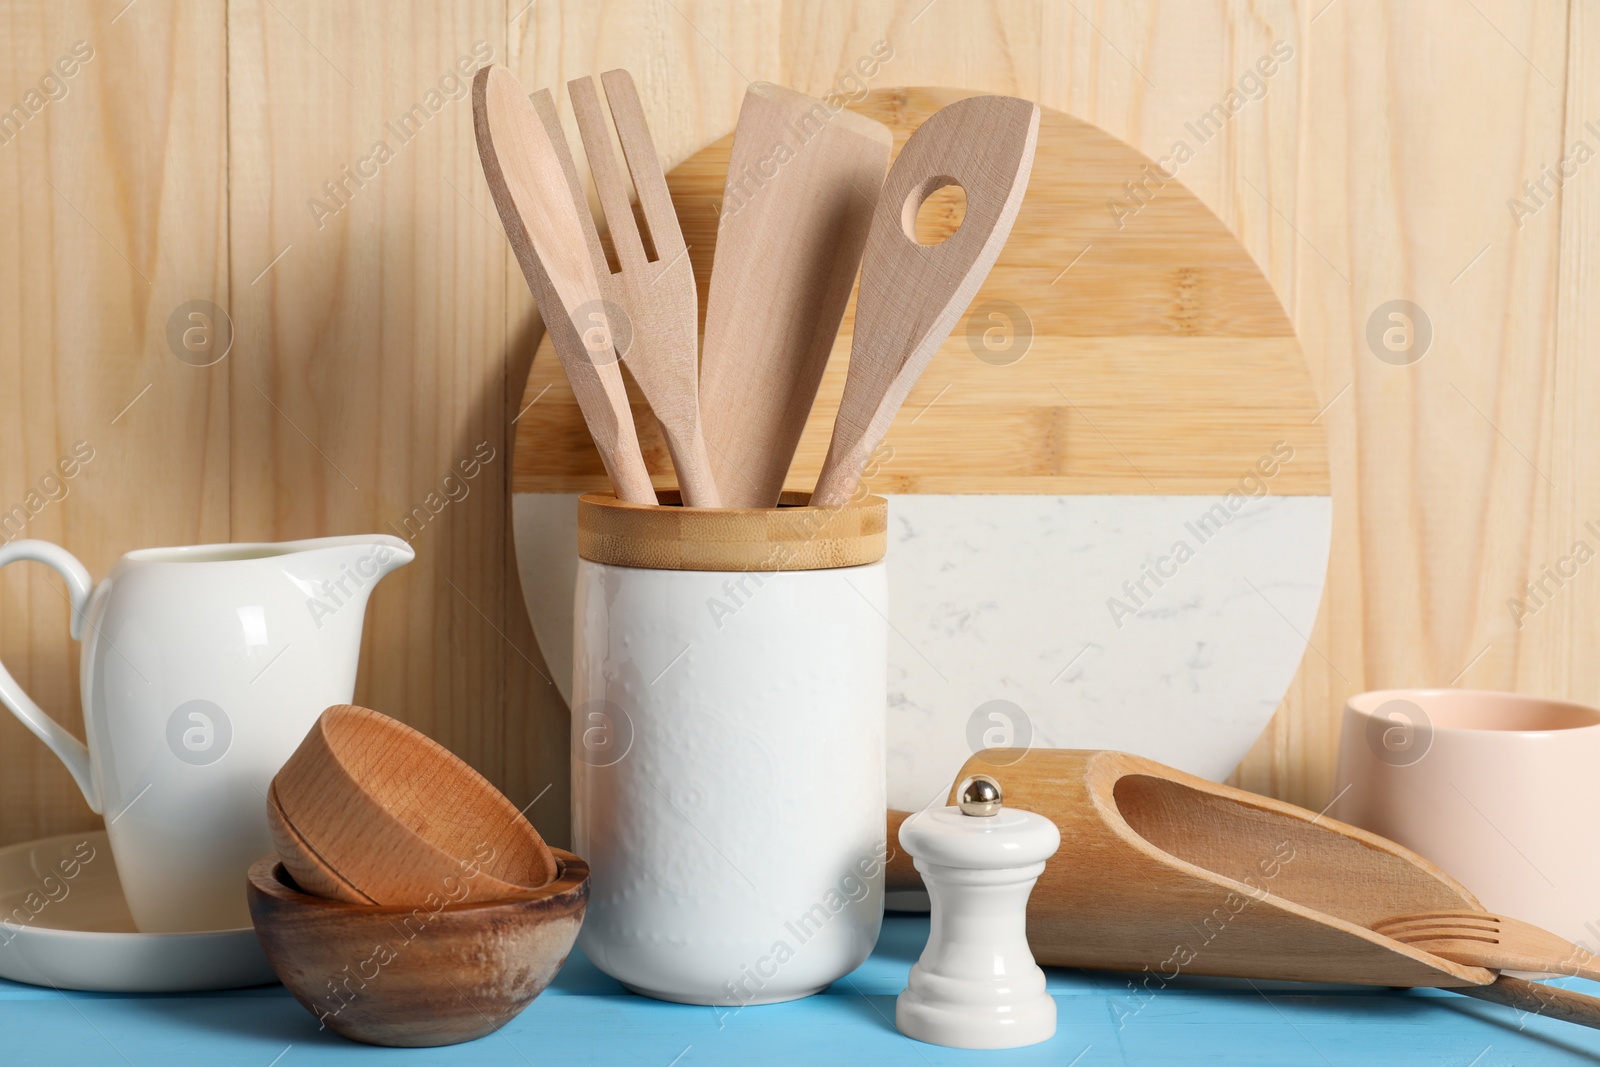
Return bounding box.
[512,88,1331,811]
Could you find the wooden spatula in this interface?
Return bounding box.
[1375,911,1600,979]
[567,70,720,508]
[472,64,656,505]
[698,84,892,507]
[811,95,1039,506]
[887,749,1600,1029]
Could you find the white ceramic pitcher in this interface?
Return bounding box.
[0,535,413,932]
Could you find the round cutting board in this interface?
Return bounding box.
[512,88,1330,812]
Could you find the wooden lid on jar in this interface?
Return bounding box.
[577,491,887,571]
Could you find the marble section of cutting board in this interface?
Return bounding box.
[515,492,1329,811]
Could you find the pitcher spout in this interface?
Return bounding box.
[290,534,415,630]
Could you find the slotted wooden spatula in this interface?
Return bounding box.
[472,64,655,504]
[1375,911,1600,979]
[698,83,892,507]
[811,94,1039,506]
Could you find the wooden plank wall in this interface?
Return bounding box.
[0,0,1579,847]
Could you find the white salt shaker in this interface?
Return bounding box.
[896,774,1061,1049]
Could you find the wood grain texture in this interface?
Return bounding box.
[514,88,1331,497]
[1235,0,1571,809]
[225,0,566,845]
[568,69,720,506]
[576,490,886,570]
[0,0,1591,848]
[1454,974,1600,1031]
[248,852,588,1047]
[1375,911,1600,981]
[0,0,230,844]
[812,93,1039,505]
[474,64,656,504]
[269,704,556,906]
[699,82,892,507]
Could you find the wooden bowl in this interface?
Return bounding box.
[266,782,373,903]
[270,704,557,905]
[247,851,588,1047]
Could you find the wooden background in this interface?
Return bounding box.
[0,0,1582,849]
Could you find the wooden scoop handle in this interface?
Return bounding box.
[886,809,923,892]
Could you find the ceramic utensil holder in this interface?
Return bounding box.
[571,490,888,1005]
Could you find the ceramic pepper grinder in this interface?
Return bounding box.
[895,774,1061,1049]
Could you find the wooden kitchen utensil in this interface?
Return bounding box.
[811,94,1038,506]
[1374,911,1600,979]
[890,749,1600,1028]
[266,782,372,904]
[513,88,1334,818]
[473,64,655,504]
[917,749,1497,986]
[248,852,588,1047]
[1451,974,1600,1028]
[698,83,892,507]
[270,705,558,906]
[568,69,719,507]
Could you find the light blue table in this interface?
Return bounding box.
[5,916,1599,1065]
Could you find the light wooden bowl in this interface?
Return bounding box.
[270,704,557,905]
[247,852,587,1047]
[266,782,373,904]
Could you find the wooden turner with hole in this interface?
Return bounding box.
[887,749,1600,1028]
[811,94,1038,506]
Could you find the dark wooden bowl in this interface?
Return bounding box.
[247,850,588,1047]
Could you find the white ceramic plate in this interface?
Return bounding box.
[0,832,275,992]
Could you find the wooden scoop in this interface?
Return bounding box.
[270,705,557,906]
[473,64,655,505]
[811,94,1038,506]
[699,83,892,507]
[887,749,1600,1028]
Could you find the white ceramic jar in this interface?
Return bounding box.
[571,491,888,1005]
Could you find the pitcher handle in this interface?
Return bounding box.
[0,540,99,812]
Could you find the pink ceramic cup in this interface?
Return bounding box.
[1333,688,1600,951]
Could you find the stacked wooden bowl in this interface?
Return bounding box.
[247,704,586,1048]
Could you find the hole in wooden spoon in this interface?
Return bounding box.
[902,176,966,245]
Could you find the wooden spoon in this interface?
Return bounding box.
[271,705,557,906]
[472,64,655,505]
[698,83,892,507]
[811,95,1038,506]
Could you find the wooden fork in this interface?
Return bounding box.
[1374,911,1600,981]
[566,69,721,508]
